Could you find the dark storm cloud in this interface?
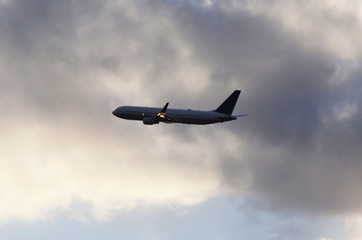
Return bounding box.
[244,55,335,146]
[164,1,362,215]
[167,2,286,95]
[239,59,362,215]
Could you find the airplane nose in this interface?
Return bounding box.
[112,107,125,118]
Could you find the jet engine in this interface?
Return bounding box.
[143,117,159,125]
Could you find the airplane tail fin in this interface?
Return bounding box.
[214,90,241,115]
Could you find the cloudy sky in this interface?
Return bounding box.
[1,0,362,239]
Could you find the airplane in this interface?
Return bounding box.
[112,90,247,125]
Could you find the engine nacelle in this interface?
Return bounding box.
[143,117,159,125]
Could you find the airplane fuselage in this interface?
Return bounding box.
[113,90,246,125]
[112,106,236,125]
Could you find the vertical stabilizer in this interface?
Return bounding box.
[214,90,241,115]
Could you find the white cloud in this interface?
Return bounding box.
[344,216,362,240]
[1,116,242,222]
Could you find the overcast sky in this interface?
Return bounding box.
[1,0,362,239]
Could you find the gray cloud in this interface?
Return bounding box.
[0,0,236,223]
[1,0,362,231]
[161,0,362,215]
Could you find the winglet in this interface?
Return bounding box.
[161,102,169,113]
[157,102,170,120]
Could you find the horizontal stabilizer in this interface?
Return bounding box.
[233,114,248,118]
